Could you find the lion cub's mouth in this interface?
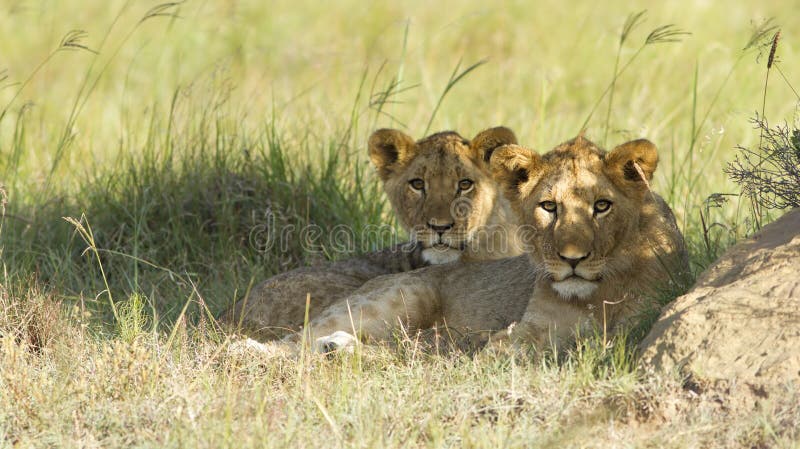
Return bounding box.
[426,238,467,251]
[551,275,599,299]
[421,244,462,265]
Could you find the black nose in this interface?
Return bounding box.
[558,252,589,269]
[427,222,454,234]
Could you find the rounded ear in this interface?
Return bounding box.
[368,129,417,180]
[604,139,658,191]
[471,126,518,163]
[489,144,543,200]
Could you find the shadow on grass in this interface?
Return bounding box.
[2,108,395,328]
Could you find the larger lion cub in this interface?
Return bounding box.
[220,127,523,339]
[489,136,689,348]
[299,136,689,352]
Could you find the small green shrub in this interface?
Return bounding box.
[726,115,800,211]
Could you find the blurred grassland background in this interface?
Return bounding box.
[1,1,799,447]
[3,1,797,193]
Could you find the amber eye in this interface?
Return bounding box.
[458,179,474,191]
[409,178,425,191]
[540,201,557,213]
[594,199,612,214]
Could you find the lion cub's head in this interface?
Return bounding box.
[369,127,518,265]
[491,136,684,300]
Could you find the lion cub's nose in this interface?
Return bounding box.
[558,251,589,269]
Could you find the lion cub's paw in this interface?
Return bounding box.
[314,331,357,354]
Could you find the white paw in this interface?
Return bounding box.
[314,331,357,354]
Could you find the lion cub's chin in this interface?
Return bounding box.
[551,277,599,299]
[421,246,462,265]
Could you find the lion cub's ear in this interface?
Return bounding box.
[489,145,543,200]
[604,139,658,194]
[471,126,518,163]
[368,129,417,181]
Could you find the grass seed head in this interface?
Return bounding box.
[768,31,781,69]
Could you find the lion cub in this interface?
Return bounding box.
[299,136,690,352]
[220,127,523,339]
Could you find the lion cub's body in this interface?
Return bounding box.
[219,127,522,339]
[303,136,689,352]
[221,244,426,339]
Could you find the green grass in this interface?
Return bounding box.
[1,0,799,447]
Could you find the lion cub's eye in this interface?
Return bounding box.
[594,199,612,214]
[409,178,425,191]
[540,201,557,213]
[457,179,474,192]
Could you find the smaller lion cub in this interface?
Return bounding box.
[220,127,523,340]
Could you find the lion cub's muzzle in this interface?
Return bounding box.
[547,251,603,299]
[413,221,469,265]
[414,221,468,251]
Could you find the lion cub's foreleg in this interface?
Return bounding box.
[495,287,599,353]
[290,272,442,352]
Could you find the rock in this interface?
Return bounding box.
[639,208,800,406]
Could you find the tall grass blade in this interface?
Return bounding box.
[424,58,487,135]
[603,11,647,146]
[581,19,688,133]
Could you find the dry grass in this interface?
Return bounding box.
[1,291,798,448]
